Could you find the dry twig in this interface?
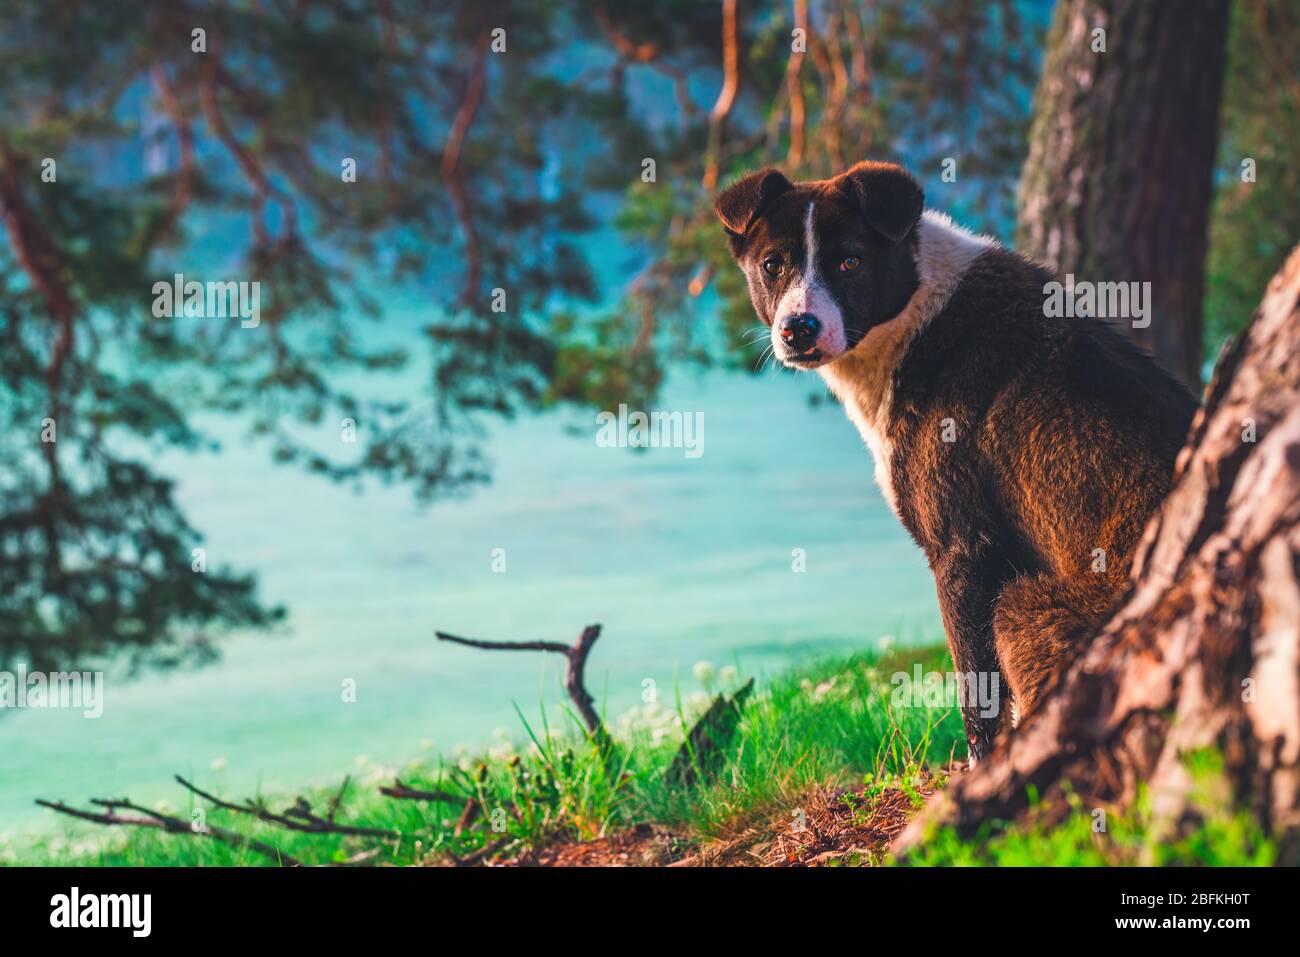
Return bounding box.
[36,797,300,867]
[435,623,612,749]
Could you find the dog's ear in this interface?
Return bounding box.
[715,168,793,249]
[840,161,923,242]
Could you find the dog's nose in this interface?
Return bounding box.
[779,314,821,353]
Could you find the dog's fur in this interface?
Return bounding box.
[717,161,1196,759]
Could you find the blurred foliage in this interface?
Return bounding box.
[10,0,1291,673]
[0,0,1044,671]
[1205,0,1300,364]
[2,0,1289,681]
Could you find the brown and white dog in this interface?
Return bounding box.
[717,161,1196,761]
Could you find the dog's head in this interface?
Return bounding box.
[716,161,923,369]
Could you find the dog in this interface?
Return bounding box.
[716,161,1197,761]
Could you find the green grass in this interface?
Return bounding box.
[901,750,1279,867]
[5,645,1276,866]
[9,644,963,866]
[902,798,1277,867]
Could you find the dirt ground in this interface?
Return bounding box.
[489,770,943,867]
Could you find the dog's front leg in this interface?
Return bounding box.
[930,551,1007,764]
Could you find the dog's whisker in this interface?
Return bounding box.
[757,344,779,373]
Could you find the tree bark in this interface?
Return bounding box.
[1016,0,1230,390]
[896,244,1300,861]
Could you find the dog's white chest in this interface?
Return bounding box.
[819,353,901,516]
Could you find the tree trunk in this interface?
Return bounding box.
[897,245,1300,862]
[1016,0,1230,390]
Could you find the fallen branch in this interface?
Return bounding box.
[449,835,513,867]
[380,779,468,804]
[455,797,482,836]
[175,775,396,838]
[36,797,300,867]
[41,771,410,867]
[435,623,612,750]
[325,775,351,824]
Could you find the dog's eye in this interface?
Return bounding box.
[840,256,861,272]
[761,256,782,278]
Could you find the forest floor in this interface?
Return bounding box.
[498,772,942,867]
[9,644,1277,867]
